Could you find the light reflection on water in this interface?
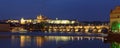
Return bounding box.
[0,35,110,48]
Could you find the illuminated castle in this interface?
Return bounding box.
[36,14,47,23]
[20,14,76,24]
[20,14,47,24]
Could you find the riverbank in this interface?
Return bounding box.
[105,33,120,43]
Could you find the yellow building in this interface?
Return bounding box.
[20,18,32,24]
[37,14,47,23]
[110,6,120,32]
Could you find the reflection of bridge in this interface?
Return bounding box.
[10,35,105,48]
[44,25,109,33]
[46,36,104,42]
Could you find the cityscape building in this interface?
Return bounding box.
[110,6,120,32]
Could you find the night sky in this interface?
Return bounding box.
[0,0,119,21]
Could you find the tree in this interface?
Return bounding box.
[111,21,120,32]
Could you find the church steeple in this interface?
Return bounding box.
[36,14,47,23]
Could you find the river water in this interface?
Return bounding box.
[0,32,117,48]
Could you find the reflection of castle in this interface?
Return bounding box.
[11,35,46,48]
[110,6,120,32]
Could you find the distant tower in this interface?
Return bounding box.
[20,18,25,24]
[37,14,43,20]
[110,6,120,32]
[36,14,46,23]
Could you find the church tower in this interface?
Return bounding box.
[110,6,120,32]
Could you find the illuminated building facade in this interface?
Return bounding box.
[20,18,32,24]
[6,20,19,23]
[110,6,120,32]
[47,19,76,24]
[37,14,47,23]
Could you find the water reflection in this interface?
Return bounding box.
[20,36,31,47]
[36,36,45,47]
[45,36,105,42]
[11,35,46,48]
[0,35,110,48]
[45,36,71,42]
